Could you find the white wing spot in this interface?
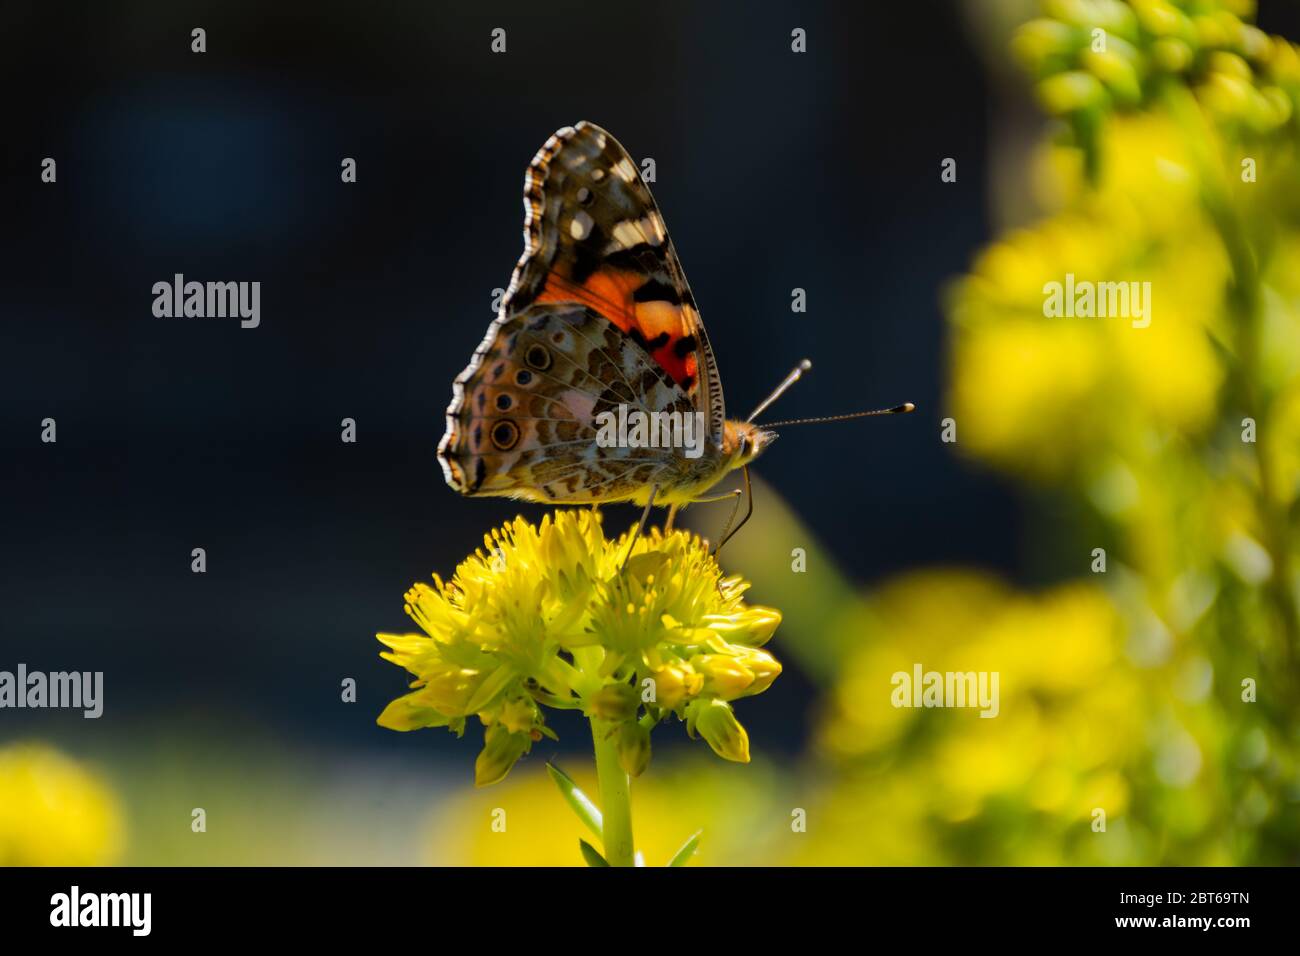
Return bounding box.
[611,221,644,248]
[613,158,637,182]
[570,211,594,240]
[609,215,664,250]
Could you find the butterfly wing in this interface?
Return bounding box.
[438,122,724,503]
[503,121,724,441]
[438,302,696,502]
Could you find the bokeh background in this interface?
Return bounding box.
[3,0,1299,865]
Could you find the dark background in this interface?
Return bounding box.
[4,1,1296,762]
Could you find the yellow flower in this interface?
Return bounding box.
[0,742,124,866]
[376,509,781,784]
[948,114,1227,482]
[426,758,782,866]
[812,570,1151,864]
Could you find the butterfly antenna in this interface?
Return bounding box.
[762,403,915,428]
[746,359,813,423]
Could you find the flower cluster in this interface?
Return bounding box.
[804,572,1147,865]
[1015,0,1300,176]
[948,110,1229,482]
[377,509,781,785]
[952,4,1300,496]
[928,0,1300,864]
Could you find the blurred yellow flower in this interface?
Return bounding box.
[949,113,1229,482]
[774,0,1300,867]
[1014,0,1300,172]
[811,570,1153,864]
[425,758,785,867]
[0,742,124,866]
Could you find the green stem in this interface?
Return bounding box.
[591,718,635,866]
[1205,156,1300,670]
[1165,86,1300,669]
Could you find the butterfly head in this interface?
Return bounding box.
[723,419,776,468]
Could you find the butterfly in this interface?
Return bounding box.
[437,122,911,542]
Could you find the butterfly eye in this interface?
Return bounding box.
[525,344,552,371]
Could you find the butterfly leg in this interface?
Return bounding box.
[620,484,658,572]
[664,504,680,533]
[689,490,743,504]
[674,488,741,547]
[711,465,754,559]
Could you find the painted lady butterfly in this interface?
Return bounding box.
[437,122,910,536]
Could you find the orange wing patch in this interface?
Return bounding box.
[537,268,700,389]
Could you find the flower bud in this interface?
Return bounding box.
[474,724,531,787]
[1192,12,1241,53]
[692,647,783,701]
[1082,49,1142,106]
[1208,51,1252,82]
[1152,37,1193,73]
[691,654,755,700]
[1012,19,1080,74]
[1037,71,1108,115]
[1132,1,1193,42]
[687,698,750,763]
[587,683,639,721]
[706,606,782,647]
[734,647,782,697]
[616,721,652,777]
[647,663,702,711]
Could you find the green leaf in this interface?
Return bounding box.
[666,830,702,867]
[579,839,609,867]
[547,762,603,839]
